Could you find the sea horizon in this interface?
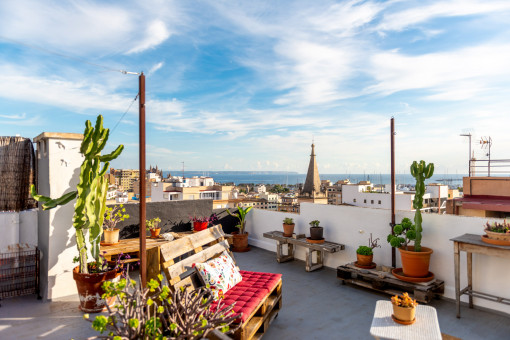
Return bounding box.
[161,170,467,186]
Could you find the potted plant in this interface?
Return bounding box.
[309,220,323,240]
[146,217,162,238]
[484,220,510,244]
[103,204,130,245]
[190,214,218,232]
[86,274,240,339]
[227,206,253,252]
[282,217,295,237]
[387,160,434,278]
[391,292,418,323]
[356,233,380,267]
[30,114,124,312]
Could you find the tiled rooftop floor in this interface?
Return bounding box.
[1,246,509,339]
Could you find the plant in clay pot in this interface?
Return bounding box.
[146,217,162,238]
[356,233,380,267]
[30,114,124,312]
[387,160,434,278]
[391,292,418,323]
[190,214,218,232]
[227,206,253,252]
[309,220,323,240]
[484,220,510,241]
[282,217,295,237]
[103,204,130,244]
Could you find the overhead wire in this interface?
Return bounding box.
[110,93,139,135]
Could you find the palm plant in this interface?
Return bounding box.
[227,206,253,234]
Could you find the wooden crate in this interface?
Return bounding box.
[337,263,444,304]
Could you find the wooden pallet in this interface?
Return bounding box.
[337,263,444,304]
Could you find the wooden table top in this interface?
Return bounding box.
[263,230,345,252]
[450,233,510,249]
[100,237,170,256]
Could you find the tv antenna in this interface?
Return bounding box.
[181,162,185,180]
[479,136,492,176]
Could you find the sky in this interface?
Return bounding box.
[1,0,510,175]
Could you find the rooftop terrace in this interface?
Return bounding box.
[1,246,509,340]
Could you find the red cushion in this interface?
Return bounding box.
[212,271,281,323]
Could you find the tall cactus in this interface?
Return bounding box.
[410,160,434,252]
[31,115,123,273]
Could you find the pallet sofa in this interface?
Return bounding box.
[159,225,282,340]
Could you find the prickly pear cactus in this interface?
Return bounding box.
[410,160,434,252]
[31,115,123,273]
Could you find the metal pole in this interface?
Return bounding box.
[390,117,396,268]
[139,72,147,287]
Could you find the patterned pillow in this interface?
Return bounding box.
[193,251,243,299]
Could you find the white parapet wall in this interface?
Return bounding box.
[0,209,38,250]
[246,203,510,315]
[34,132,83,300]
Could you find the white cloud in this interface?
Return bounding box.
[0,113,26,119]
[377,0,510,32]
[148,62,165,75]
[127,21,171,54]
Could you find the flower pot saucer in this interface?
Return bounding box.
[392,268,434,283]
[354,261,376,269]
[481,234,510,246]
[100,241,120,246]
[392,314,416,325]
[306,237,325,244]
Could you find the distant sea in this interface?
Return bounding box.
[162,171,466,187]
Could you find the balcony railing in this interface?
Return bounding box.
[469,159,510,177]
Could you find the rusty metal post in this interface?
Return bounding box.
[139,72,147,287]
[390,117,396,268]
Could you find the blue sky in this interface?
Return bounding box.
[1,0,510,175]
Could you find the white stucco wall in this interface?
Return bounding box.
[246,203,510,315]
[35,133,83,300]
[0,209,37,250]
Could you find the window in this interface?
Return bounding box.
[353,199,356,202]
[378,200,381,204]
[371,200,374,204]
[364,199,367,203]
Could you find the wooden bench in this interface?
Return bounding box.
[159,225,283,340]
[263,231,345,271]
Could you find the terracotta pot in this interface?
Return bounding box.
[283,223,295,237]
[103,228,120,244]
[357,253,373,266]
[485,229,510,241]
[399,246,433,278]
[232,232,249,252]
[194,221,208,232]
[310,226,323,240]
[393,304,416,322]
[73,266,120,313]
[150,228,161,238]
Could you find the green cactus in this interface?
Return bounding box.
[410,160,434,252]
[31,115,123,273]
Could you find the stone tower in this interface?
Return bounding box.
[302,143,321,197]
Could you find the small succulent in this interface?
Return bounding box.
[146,217,162,231]
[103,204,130,231]
[283,217,294,225]
[387,217,416,250]
[391,292,418,308]
[485,220,510,234]
[309,220,320,228]
[356,246,373,256]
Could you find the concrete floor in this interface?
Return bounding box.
[0,246,509,339]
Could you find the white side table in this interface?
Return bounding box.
[370,300,442,340]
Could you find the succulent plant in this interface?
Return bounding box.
[391,292,418,308]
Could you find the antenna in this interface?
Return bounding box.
[181,162,185,180]
[479,136,492,176]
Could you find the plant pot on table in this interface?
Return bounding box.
[103,228,120,244]
[283,223,295,237]
[150,228,161,239]
[393,304,416,322]
[309,226,323,240]
[356,253,373,267]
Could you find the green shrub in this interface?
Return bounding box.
[283,217,294,225]
[356,246,373,256]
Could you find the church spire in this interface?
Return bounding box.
[302,142,321,197]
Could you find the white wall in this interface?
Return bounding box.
[246,203,510,315]
[0,209,38,250]
[35,133,83,300]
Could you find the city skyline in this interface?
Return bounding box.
[1,1,510,175]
